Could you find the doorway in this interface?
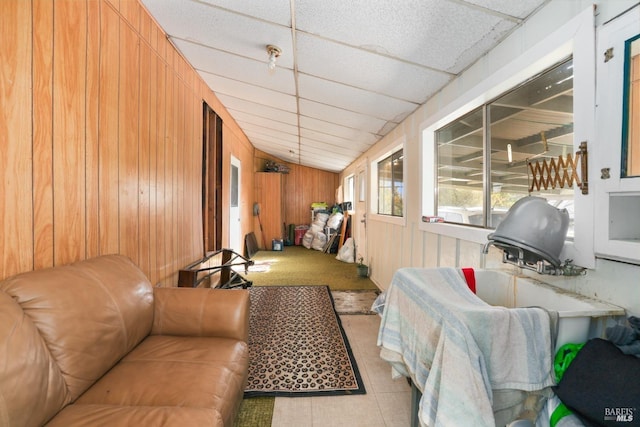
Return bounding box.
[202,102,223,254]
[355,163,368,263]
[229,155,242,253]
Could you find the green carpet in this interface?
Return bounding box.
[234,397,273,427]
[244,246,378,290]
[235,245,379,426]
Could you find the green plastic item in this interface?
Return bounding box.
[554,343,584,382]
[550,343,584,427]
[550,403,573,427]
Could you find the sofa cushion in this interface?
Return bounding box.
[0,255,154,401]
[70,335,249,426]
[46,405,222,427]
[0,291,70,427]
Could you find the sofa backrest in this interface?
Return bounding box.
[0,255,154,426]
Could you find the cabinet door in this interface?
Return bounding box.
[255,173,283,249]
[594,6,640,263]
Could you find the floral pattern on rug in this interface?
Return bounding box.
[245,286,366,397]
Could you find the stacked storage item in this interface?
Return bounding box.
[302,212,329,250]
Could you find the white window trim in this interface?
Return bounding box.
[420,5,596,268]
[343,174,355,214]
[370,136,406,226]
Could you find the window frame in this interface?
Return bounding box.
[419,6,595,268]
[434,58,575,231]
[376,149,404,217]
[343,174,355,210]
[370,137,406,226]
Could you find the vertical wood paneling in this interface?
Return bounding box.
[98,2,120,255]
[147,44,159,285]
[52,0,87,265]
[138,40,151,277]
[119,0,139,32]
[191,94,202,258]
[1,0,33,278]
[85,0,101,259]
[32,0,54,270]
[118,22,140,264]
[163,56,175,285]
[155,57,167,284]
[176,79,186,268]
[1,0,257,284]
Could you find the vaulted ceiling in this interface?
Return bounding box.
[141,0,550,173]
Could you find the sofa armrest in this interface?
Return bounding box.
[151,288,250,342]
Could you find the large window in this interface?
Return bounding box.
[377,149,404,216]
[436,59,575,236]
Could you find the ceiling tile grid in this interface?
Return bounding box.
[142,0,549,173]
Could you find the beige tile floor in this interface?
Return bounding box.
[271,314,413,427]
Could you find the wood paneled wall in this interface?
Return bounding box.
[1,0,255,285]
[255,151,340,226]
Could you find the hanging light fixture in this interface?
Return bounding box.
[266,44,282,71]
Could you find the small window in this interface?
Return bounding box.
[344,174,355,206]
[377,149,404,216]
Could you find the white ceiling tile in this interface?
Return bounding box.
[240,124,299,144]
[298,99,386,134]
[296,32,452,103]
[299,130,371,152]
[233,111,299,135]
[200,72,298,112]
[463,0,550,19]
[141,0,548,173]
[298,138,366,158]
[299,116,377,144]
[173,39,296,95]
[295,0,514,73]
[300,158,350,172]
[141,0,294,68]
[219,96,298,126]
[297,74,418,122]
[197,0,292,26]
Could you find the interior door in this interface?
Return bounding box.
[354,163,368,263]
[229,155,242,253]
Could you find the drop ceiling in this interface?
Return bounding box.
[141,0,550,173]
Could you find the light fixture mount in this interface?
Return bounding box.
[266,44,282,71]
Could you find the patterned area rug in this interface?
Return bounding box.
[245,286,366,397]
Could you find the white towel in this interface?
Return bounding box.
[377,267,556,426]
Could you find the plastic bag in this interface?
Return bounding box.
[326,212,343,230]
[335,237,355,263]
[302,230,315,249]
[311,232,327,251]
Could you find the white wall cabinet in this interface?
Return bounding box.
[594,5,640,264]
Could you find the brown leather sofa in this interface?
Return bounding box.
[0,255,250,426]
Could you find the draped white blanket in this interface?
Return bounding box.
[376,268,556,426]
